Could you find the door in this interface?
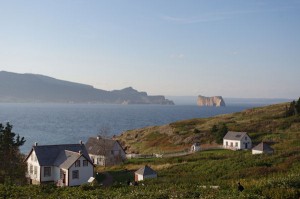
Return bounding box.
[245,143,248,149]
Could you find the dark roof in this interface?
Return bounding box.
[223,131,248,141]
[252,142,274,152]
[135,165,157,176]
[26,143,92,167]
[85,137,123,156]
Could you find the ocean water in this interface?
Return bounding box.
[0,103,262,154]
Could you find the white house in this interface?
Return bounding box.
[190,142,200,152]
[86,137,126,166]
[25,142,94,186]
[252,142,274,154]
[135,165,157,182]
[223,131,252,150]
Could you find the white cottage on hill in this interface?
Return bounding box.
[223,131,252,150]
[25,142,94,186]
[252,142,274,154]
[135,165,157,182]
[85,137,126,166]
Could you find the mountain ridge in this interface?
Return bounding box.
[0,71,174,104]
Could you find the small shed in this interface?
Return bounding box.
[191,142,200,152]
[135,165,157,182]
[252,142,274,154]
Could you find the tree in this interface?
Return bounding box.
[286,100,296,117]
[0,123,26,184]
[97,125,111,167]
[295,97,300,115]
[211,123,228,144]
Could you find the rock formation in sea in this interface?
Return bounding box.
[197,95,226,107]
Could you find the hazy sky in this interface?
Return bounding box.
[0,0,299,98]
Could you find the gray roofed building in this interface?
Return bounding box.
[86,137,116,156]
[135,165,157,175]
[223,131,252,150]
[223,131,248,141]
[25,142,94,187]
[85,137,126,166]
[135,165,157,181]
[27,143,93,166]
[252,142,274,154]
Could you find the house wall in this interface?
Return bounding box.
[252,150,263,154]
[223,135,252,150]
[89,142,126,166]
[68,156,94,186]
[40,166,56,182]
[223,139,240,150]
[26,150,41,184]
[136,173,157,181]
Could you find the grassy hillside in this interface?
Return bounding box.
[1,102,299,198]
[117,103,300,154]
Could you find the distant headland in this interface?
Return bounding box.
[0,71,174,105]
[197,95,226,107]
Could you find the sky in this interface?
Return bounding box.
[0,0,299,98]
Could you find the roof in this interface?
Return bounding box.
[135,165,157,176]
[54,150,81,169]
[252,142,274,152]
[223,131,248,141]
[25,143,93,167]
[85,137,123,156]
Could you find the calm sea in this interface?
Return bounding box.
[0,103,262,154]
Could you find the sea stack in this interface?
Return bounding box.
[197,95,226,107]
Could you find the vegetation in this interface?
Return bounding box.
[118,101,299,154]
[0,123,26,185]
[286,97,300,117]
[211,123,228,144]
[0,101,299,198]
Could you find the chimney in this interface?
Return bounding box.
[79,150,82,155]
[79,140,83,145]
[34,142,38,146]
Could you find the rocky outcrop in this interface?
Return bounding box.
[197,95,225,107]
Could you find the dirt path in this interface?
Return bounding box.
[102,172,113,187]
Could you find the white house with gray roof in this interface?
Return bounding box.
[25,142,94,186]
[223,131,252,150]
[135,165,157,182]
[85,137,126,166]
[252,142,274,154]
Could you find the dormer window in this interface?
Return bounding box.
[75,160,80,167]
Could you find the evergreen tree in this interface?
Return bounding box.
[286,101,296,117]
[211,123,228,144]
[295,97,300,115]
[0,123,26,184]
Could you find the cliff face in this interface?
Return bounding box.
[197,95,225,107]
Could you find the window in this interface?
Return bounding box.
[111,150,114,155]
[34,166,37,175]
[29,164,33,174]
[245,136,247,140]
[83,160,88,167]
[44,167,51,177]
[75,160,80,167]
[230,142,233,147]
[72,170,79,179]
[235,142,238,147]
[226,142,228,146]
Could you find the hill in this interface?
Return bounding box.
[117,102,300,154]
[0,71,174,104]
[1,102,299,198]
